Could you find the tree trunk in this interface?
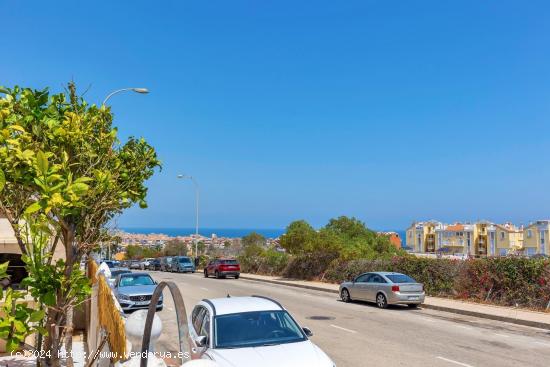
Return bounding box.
[64,306,74,367]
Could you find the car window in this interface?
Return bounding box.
[355,274,370,283]
[179,257,192,263]
[118,275,155,287]
[220,259,238,265]
[214,310,306,349]
[192,307,206,333]
[370,275,387,283]
[386,274,416,283]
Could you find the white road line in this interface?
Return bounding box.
[436,356,475,367]
[534,341,550,347]
[167,307,174,311]
[199,287,209,291]
[455,325,473,331]
[422,318,437,323]
[494,333,509,338]
[330,324,357,334]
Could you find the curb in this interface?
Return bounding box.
[240,275,550,330]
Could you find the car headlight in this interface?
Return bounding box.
[118,294,130,301]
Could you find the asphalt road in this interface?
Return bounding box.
[143,270,550,367]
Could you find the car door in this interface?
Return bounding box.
[367,274,388,301]
[350,273,371,300]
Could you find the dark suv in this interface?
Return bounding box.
[204,258,240,279]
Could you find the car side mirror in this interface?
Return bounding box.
[302,327,313,337]
[195,335,207,347]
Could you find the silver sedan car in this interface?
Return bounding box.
[339,272,425,308]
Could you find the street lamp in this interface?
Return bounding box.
[102,87,149,105]
[177,174,200,258]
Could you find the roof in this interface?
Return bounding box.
[446,224,464,231]
[206,296,283,316]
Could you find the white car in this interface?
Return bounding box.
[188,296,336,367]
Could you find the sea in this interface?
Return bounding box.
[120,227,407,246]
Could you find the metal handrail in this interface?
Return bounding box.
[140,281,191,367]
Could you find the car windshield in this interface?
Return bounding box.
[386,274,417,283]
[179,258,192,263]
[119,275,155,287]
[220,260,238,265]
[110,270,131,278]
[214,310,306,349]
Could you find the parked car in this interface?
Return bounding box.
[188,296,335,366]
[203,258,240,279]
[170,256,196,273]
[107,268,131,287]
[339,271,425,308]
[101,260,117,268]
[113,272,163,313]
[129,260,142,270]
[160,256,173,272]
[147,258,161,271]
[140,258,155,270]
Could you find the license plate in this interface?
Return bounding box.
[135,301,149,306]
[408,296,419,301]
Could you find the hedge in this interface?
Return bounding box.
[240,253,550,311]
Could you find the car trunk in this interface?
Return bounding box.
[397,283,423,293]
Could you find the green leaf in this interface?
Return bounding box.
[13,320,26,333]
[43,292,56,306]
[24,201,42,214]
[35,326,48,336]
[29,309,45,323]
[36,150,49,175]
[6,338,19,352]
[8,125,25,133]
[0,169,5,193]
[69,182,89,196]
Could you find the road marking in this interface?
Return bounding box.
[494,333,509,338]
[330,324,357,334]
[534,341,550,347]
[422,318,437,323]
[199,287,209,291]
[167,307,174,311]
[455,325,472,331]
[436,356,475,367]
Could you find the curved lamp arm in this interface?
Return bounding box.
[102,88,149,105]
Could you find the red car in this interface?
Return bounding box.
[204,258,240,279]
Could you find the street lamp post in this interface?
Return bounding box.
[102,87,149,105]
[177,174,200,258]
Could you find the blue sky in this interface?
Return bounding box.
[2,1,550,230]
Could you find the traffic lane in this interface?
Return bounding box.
[147,271,550,367]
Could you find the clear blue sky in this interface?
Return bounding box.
[2,1,550,230]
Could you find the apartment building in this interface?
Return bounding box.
[407,220,526,257]
[523,220,550,256]
[406,221,442,253]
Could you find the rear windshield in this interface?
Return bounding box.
[220,260,238,265]
[179,257,192,263]
[386,274,417,283]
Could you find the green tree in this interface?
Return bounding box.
[0,84,160,366]
[163,239,188,256]
[242,232,266,248]
[279,220,316,254]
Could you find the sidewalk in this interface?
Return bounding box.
[240,272,550,330]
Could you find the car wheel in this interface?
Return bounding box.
[156,306,163,312]
[341,288,351,303]
[376,293,388,309]
[408,304,419,309]
[215,270,221,279]
[235,274,240,279]
[204,269,208,278]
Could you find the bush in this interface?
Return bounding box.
[238,249,290,276]
[282,251,338,280]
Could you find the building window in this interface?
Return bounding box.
[527,230,532,238]
[500,232,505,240]
[499,249,507,256]
[541,231,546,245]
